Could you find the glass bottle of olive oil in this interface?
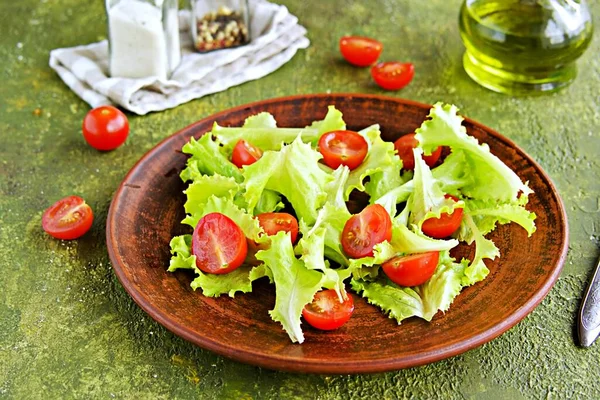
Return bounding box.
[459,0,593,95]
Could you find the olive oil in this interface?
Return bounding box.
[459,0,593,95]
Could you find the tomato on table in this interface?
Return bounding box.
[42,195,94,240]
[382,251,440,287]
[302,289,355,330]
[371,62,415,91]
[341,204,392,259]
[82,105,129,151]
[318,130,368,170]
[394,133,442,170]
[257,212,299,243]
[231,139,263,168]
[339,36,383,67]
[421,195,463,239]
[192,213,248,274]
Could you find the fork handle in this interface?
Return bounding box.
[579,256,600,347]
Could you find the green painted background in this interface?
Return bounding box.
[1,0,599,398]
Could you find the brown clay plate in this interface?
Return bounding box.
[106,94,568,374]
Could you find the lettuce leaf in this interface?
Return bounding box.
[373,151,471,217]
[167,235,266,298]
[415,103,531,202]
[351,251,468,323]
[392,224,459,254]
[182,174,239,220]
[351,278,424,322]
[190,265,266,297]
[182,195,263,240]
[167,234,195,271]
[459,213,500,285]
[407,148,463,228]
[462,198,536,237]
[296,167,353,266]
[345,125,399,198]
[256,231,324,343]
[213,106,345,152]
[254,189,285,215]
[243,137,334,225]
[180,133,243,183]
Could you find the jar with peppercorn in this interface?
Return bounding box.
[189,0,251,52]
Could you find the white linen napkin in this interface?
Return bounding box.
[49,0,309,115]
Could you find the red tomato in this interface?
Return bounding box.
[302,289,355,330]
[82,105,129,151]
[318,130,368,170]
[192,213,248,274]
[382,251,440,287]
[42,195,94,240]
[394,133,442,170]
[341,204,392,259]
[371,62,415,91]
[231,139,263,168]
[257,212,299,243]
[421,195,463,238]
[339,36,383,67]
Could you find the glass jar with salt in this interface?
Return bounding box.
[105,0,181,80]
[190,0,250,52]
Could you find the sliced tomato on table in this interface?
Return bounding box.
[302,289,355,330]
[42,195,94,240]
[394,133,442,171]
[421,195,463,239]
[341,204,392,259]
[318,130,368,170]
[257,212,299,243]
[231,139,263,168]
[339,36,383,67]
[382,251,440,287]
[82,105,129,151]
[371,62,415,91]
[192,213,248,274]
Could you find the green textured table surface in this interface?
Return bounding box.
[1,0,599,398]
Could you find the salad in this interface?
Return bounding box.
[168,103,536,344]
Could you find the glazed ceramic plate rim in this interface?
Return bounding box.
[106,94,568,374]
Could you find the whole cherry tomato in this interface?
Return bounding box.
[82,105,129,151]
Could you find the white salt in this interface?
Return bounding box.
[108,0,180,79]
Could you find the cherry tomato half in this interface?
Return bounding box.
[382,251,440,287]
[394,133,442,171]
[192,213,248,274]
[82,105,129,151]
[318,130,368,170]
[339,36,383,67]
[231,139,263,168]
[341,204,392,259]
[302,289,355,330]
[257,212,299,243]
[421,195,463,239]
[42,195,94,240]
[371,62,415,91]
